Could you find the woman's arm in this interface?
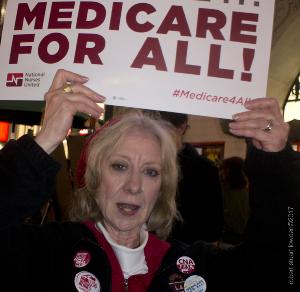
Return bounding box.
[229,97,298,243]
[0,135,60,228]
[35,69,104,153]
[0,69,105,228]
[229,97,300,290]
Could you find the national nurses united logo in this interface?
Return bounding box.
[6,73,23,87]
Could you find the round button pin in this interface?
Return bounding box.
[184,275,206,292]
[176,256,196,274]
[74,271,101,292]
[73,250,91,268]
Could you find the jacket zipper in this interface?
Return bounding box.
[124,278,128,292]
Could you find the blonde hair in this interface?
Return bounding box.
[69,113,179,240]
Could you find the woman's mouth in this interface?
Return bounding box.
[117,203,140,216]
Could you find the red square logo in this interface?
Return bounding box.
[6,73,24,87]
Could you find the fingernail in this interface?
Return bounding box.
[80,76,89,81]
[95,94,106,102]
[229,128,238,134]
[244,102,252,109]
[232,114,239,120]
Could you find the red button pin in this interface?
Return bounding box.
[176,256,195,274]
[73,250,91,268]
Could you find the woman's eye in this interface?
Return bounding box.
[111,163,127,171]
[145,168,159,177]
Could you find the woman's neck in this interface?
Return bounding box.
[97,222,143,249]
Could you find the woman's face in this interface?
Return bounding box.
[96,129,162,246]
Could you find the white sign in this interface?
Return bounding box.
[0,0,275,119]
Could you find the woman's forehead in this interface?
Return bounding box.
[101,130,160,163]
[119,127,161,143]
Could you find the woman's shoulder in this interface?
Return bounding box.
[6,221,97,249]
[41,221,96,242]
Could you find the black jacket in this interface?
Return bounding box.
[0,135,299,291]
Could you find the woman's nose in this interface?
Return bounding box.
[125,170,143,195]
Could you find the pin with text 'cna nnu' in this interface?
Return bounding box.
[176,256,195,274]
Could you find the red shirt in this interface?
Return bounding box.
[84,221,170,292]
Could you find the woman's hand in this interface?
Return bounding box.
[229,97,289,152]
[35,69,105,154]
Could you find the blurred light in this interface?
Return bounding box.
[284,102,300,122]
[284,75,300,122]
[0,122,9,142]
[63,139,69,159]
[96,103,105,121]
[79,129,89,136]
[15,124,41,139]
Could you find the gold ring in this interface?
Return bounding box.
[62,83,73,94]
[263,120,273,132]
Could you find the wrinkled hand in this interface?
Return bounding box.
[35,69,105,154]
[229,97,289,152]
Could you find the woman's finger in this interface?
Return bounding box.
[243,97,283,119]
[49,69,89,91]
[233,99,283,122]
[229,118,277,132]
[61,94,104,118]
[230,97,289,152]
[232,109,276,124]
[63,83,105,103]
[46,83,105,103]
[45,91,104,118]
[229,126,288,152]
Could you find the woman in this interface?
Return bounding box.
[0,69,298,292]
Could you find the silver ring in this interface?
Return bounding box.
[263,120,273,132]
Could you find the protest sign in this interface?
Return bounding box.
[0,0,275,119]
